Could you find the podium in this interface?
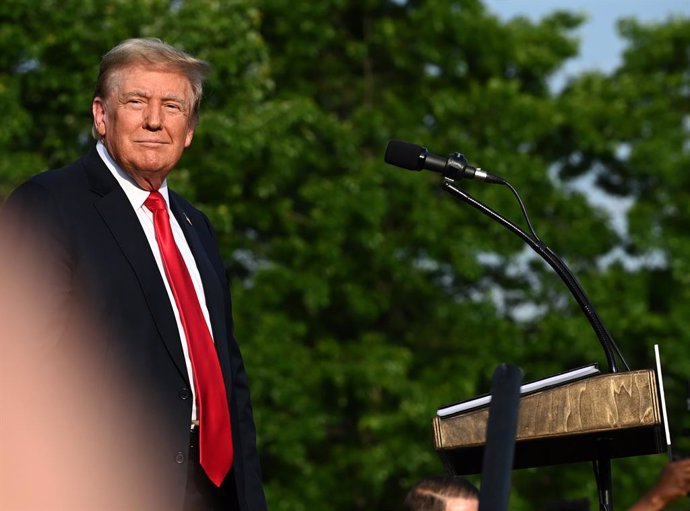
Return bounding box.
[383,145,668,509]
[433,369,666,475]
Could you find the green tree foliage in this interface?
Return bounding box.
[549,15,690,509]
[2,1,688,510]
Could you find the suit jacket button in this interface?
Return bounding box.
[175,452,185,464]
[179,387,191,400]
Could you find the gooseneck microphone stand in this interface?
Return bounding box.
[440,177,627,374]
[440,173,629,511]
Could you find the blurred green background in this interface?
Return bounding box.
[2,1,689,509]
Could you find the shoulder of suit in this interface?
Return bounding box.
[22,149,94,191]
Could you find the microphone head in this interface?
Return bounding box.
[384,140,425,170]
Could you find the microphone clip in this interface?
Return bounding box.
[445,152,474,180]
[446,153,503,184]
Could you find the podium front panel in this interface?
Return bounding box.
[433,369,666,474]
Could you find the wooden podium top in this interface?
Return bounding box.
[433,369,666,474]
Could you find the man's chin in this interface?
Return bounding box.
[124,164,173,191]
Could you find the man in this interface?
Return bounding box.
[404,475,479,511]
[1,38,267,511]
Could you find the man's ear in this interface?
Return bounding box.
[92,97,108,137]
[184,126,195,148]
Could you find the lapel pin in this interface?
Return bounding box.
[184,213,192,225]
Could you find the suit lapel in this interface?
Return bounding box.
[84,149,189,384]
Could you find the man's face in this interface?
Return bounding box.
[446,496,479,511]
[92,66,195,190]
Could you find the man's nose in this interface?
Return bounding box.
[143,105,163,130]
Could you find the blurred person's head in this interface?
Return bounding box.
[0,214,168,510]
[404,475,479,511]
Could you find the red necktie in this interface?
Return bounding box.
[145,191,233,486]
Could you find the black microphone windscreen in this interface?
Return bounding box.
[384,140,424,170]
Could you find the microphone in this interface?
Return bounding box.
[384,140,504,184]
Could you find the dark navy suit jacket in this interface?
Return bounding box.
[3,145,267,511]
